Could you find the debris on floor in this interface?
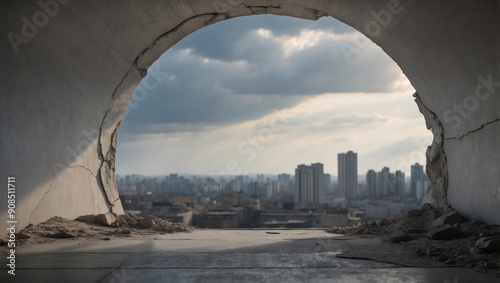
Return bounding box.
[327,204,500,278]
[0,213,193,249]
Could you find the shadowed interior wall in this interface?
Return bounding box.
[1,0,499,238]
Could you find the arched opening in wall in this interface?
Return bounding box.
[115,15,432,228]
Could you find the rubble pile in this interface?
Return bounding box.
[0,213,193,247]
[327,204,500,278]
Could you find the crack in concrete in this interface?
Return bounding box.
[28,176,55,224]
[98,107,112,160]
[28,163,101,224]
[414,93,445,142]
[110,65,136,99]
[243,4,282,13]
[131,13,223,81]
[69,164,97,178]
[97,107,115,210]
[445,118,500,141]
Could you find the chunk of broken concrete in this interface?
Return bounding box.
[429,224,462,240]
[432,210,463,228]
[139,216,155,229]
[389,233,412,243]
[76,214,96,223]
[475,236,500,253]
[95,213,116,226]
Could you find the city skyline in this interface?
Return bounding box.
[116,15,432,176]
[117,160,427,203]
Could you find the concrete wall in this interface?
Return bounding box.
[1,0,499,237]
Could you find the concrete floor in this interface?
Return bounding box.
[1,229,498,283]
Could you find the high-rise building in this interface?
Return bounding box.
[338,151,358,202]
[377,167,390,196]
[395,170,405,198]
[294,163,325,205]
[324,173,332,193]
[411,163,426,198]
[311,163,325,204]
[366,169,377,197]
[295,165,313,204]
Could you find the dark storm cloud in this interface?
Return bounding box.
[120,15,402,136]
[173,15,354,61]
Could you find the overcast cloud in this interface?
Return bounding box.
[116,15,431,176]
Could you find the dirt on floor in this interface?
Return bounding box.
[327,204,500,279]
[0,213,193,251]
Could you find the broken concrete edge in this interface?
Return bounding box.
[413,92,449,210]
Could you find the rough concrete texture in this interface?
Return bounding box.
[1,0,500,237]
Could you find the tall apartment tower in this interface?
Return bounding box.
[294,163,325,205]
[295,165,313,204]
[377,167,390,196]
[366,169,377,197]
[311,163,325,204]
[411,163,425,198]
[395,170,405,198]
[338,151,358,202]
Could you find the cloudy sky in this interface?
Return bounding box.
[116,15,432,177]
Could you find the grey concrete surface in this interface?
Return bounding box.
[1,0,500,237]
[1,230,498,283]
